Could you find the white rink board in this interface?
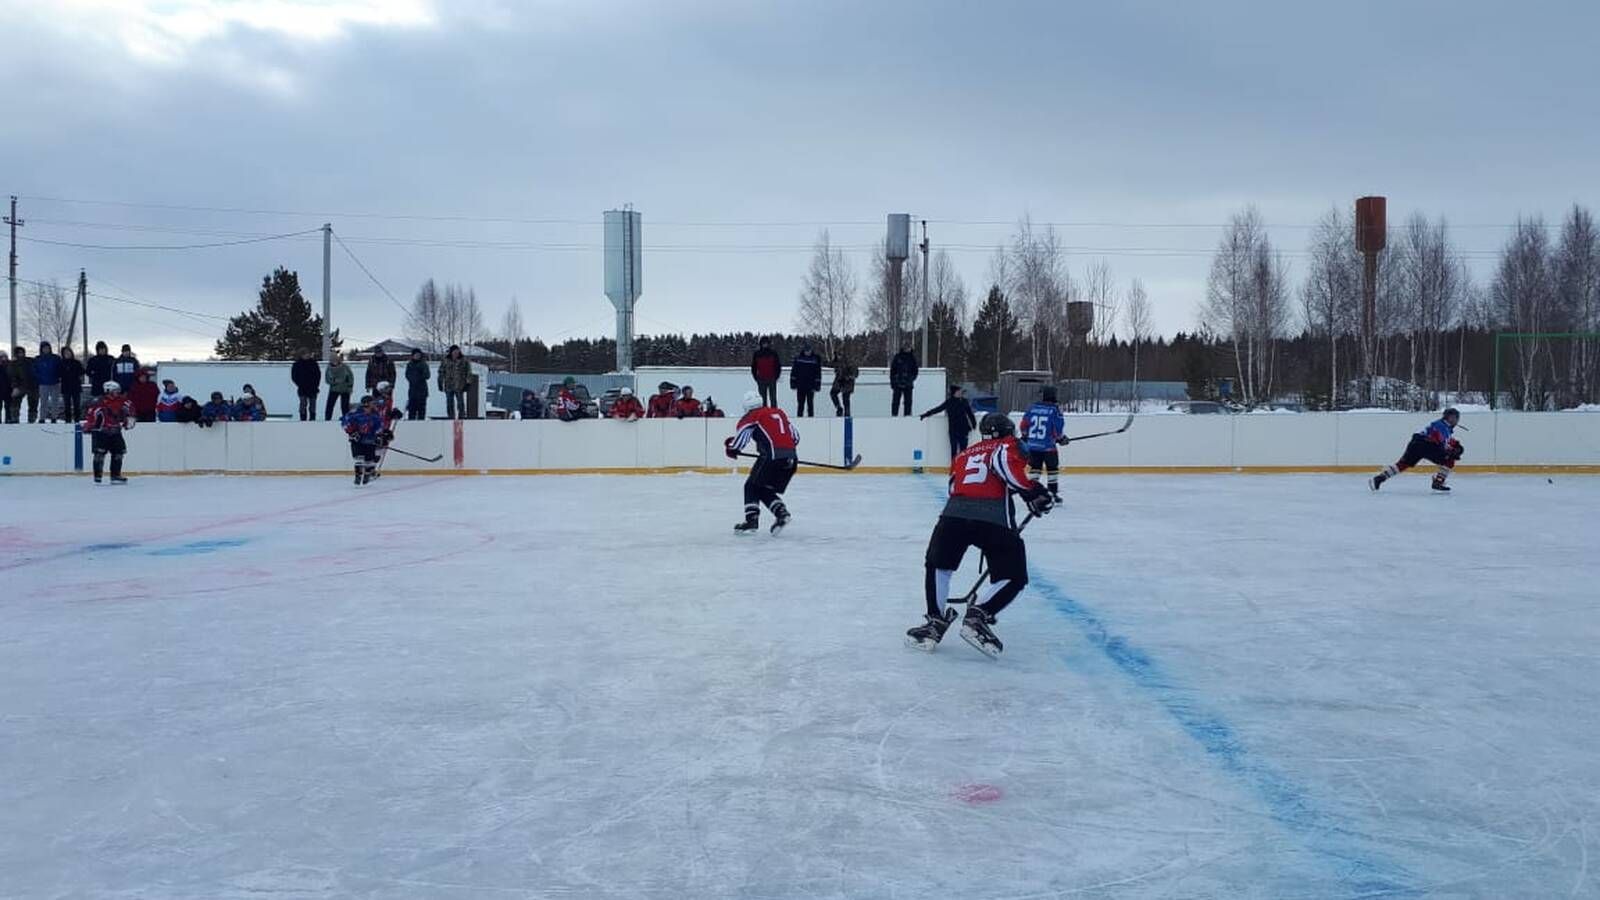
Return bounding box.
[2,473,1596,898]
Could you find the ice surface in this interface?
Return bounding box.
[2,472,1597,898]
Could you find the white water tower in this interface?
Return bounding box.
[604,208,642,373]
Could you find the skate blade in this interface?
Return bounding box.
[905,633,940,651]
[770,522,788,536]
[960,629,1002,659]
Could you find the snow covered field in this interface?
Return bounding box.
[3,472,1597,898]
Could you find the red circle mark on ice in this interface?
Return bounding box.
[954,783,1003,805]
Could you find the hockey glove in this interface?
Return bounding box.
[1056,435,1071,446]
[386,408,403,421]
[380,429,394,445]
[1022,484,1054,517]
[1447,438,1464,460]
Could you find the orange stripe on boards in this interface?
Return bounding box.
[11,465,1600,477]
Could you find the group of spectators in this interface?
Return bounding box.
[518,379,727,422]
[748,337,920,417]
[292,344,473,422]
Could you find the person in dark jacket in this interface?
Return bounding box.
[519,389,545,420]
[291,348,322,421]
[364,347,396,393]
[85,341,115,400]
[33,342,63,422]
[437,344,470,419]
[324,351,354,420]
[0,350,12,423]
[113,344,140,393]
[703,398,726,418]
[829,352,858,417]
[57,345,86,423]
[889,341,919,416]
[177,395,207,426]
[789,342,823,417]
[750,336,782,408]
[673,385,703,418]
[921,385,979,459]
[5,348,32,423]
[201,391,232,424]
[404,348,430,421]
[129,368,159,422]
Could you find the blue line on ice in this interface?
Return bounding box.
[148,538,250,557]
[921,481,1418,894]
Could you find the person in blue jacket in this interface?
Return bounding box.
[32,341,63,422]
[1018,385,1069,501]
[201,391,233,424]
[788,342,823,417]
[1370,408,1464,492]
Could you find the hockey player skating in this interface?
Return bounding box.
[1019,386,1069,501]
[366,381,403,478]
[83,381,136,484]
[1370,407,1464,493]
[907,413,1053,657]
[341,395,388,486]
[724,390,799,535]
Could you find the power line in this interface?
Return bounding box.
[18,228,321,252]
[331,231,411,318]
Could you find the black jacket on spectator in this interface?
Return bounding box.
[0,359,11,405]
[921,391,977,436]
[520,393,545,420]
[890,350,919,389]
[405,359,431,396]
[176,396,206,424]
[365,352,396,391]
[113,352,140,392]
[789,350,823,392]
[291,359,322,396]
[86,352,115,395]
[59,357,85,392]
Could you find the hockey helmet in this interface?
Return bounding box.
[979,412,1015,439]
[1442,407,1460,422]
[103,380,122,394]
[741,390,763,412]
[376,380,391,393]
[620,386,633,396]
[358,394,374,406]
[1040,385,1058,403]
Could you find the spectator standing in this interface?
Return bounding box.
[646,381,677,418]
[790,342,822,417]
[554,376,585,421]
[750,336,782,408]
[674,385,703,418]
[438,344,470,420]
[156,378,185,422]
[920,385,979,459]
[113,344,140,393]
[404,348,431,421]
[0,351,12,423]
[11,347,38,421]
[829,351,858,417]
[201,391,233,424]
[890,341,919,416]
[610,387,644,420]
[58,346,86,423]
[364,347,395,393]
[518,389,545,420]
[33,342,63,422]
[129,368,159,422]
[234,384,267,421]
[291,348,322,421]
[85,341,114,400]
[324,351,354,419]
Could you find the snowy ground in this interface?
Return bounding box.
[2,471,1597,899]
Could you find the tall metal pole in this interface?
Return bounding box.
[80,269,88,352]
[919,220,930,364]
[321,223,332,361]
[5,196,22,355]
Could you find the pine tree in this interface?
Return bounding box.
[967,285,1019,387]
[215,268,340,360]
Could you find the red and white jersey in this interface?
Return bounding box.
[728,407,799,460]
[83,396,135,434]
[942,436,1033,526]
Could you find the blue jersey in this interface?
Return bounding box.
[341,409,385,445]
[1415,417,1455,445]
[1019,402,1065,452]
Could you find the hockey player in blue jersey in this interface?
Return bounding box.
[341,395,389,486]
[1018,385,1069,501]
[1370,407,1464,492]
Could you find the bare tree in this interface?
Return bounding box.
[407,279,484,353]
[1491,217,1555,408]
[926,249,967,366]
[1203,207,1289,404]
[1554,205,1600,404]
[1123,278,1153,407]
[1395,213,1464,404]
[501,296,525,372]
[1005,217,1067,372]
[23,279,75,350]
[1300,207,1360,406]
[863,240,921,358]
[795,230,859,359]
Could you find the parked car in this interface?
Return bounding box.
[545,382,599,419]
[1168,400,1234,414]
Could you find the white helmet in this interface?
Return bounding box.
[620,386,633,396]
[741,390,763,412]
[104,381,122,393]
[376,380,391,392]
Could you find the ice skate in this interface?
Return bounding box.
[905,608,958,650]
[1369,473,1386,491]
[1431,479,1451,492]
[109,475,129,485]
[769,502,791,535]
[960,606,1004,658]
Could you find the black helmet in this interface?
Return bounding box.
[1442,407,1460,420]
[979,413,1015,439]
[359,394,374,405]
[1040,385,1058,402]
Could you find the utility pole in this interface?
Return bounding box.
[321,223,332,361]
[5,196,22,355]
[80,270,88,352]
[65,271,84,355]
[919,220,930,364]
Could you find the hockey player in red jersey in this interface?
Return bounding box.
[83,381,137,484]
[907,412,1053,657]
[724,390,799,535]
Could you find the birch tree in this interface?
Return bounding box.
[795,230,858,358]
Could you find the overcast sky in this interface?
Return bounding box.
[4,0,1595,360]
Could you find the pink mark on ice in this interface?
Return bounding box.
[954,783,1004,805]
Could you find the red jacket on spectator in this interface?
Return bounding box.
[555,388,583,420]
[673,397,703,418]
[611,394,645,419]
[130,369,160,421]
[646,390,675,418]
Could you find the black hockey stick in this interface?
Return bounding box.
[737,451,863,470]
[947,512,1037,605]
[1062,413,1135,443]
[383,445,444,463]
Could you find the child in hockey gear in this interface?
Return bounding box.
[673,385,703,418]
[725,390,799,534]
[609,386,644,420]
[906,412,1052,656]
[646,381,677,418]
[554,376,586,421]
[342,396,386,485]
[234,384,267,421]
[83,382,136,484]
[703,397,726,418]
[1371,408,1464,493]
[201,391,232,424]
[1019,386,1068,501]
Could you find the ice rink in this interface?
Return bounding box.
[3,471,1597,898]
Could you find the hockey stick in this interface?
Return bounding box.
[947,512,1037,605]
[1063,413,1135,443]
[383,445,443,463]
[736,451,863,470]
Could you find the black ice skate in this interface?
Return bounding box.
[109,476,129,485]
[960,606,1004,658]
[769,502,791,535]
[1431,479,1451,492]
[1369,473,1386,491]
[905,608,958,651]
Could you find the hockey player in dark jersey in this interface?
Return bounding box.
[83,381,137,484]
[907,413,1053,657]
[1019,386,1069,501]
[724,390,799,535]
[342,395,387,486]
[1370,408,1464,492]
